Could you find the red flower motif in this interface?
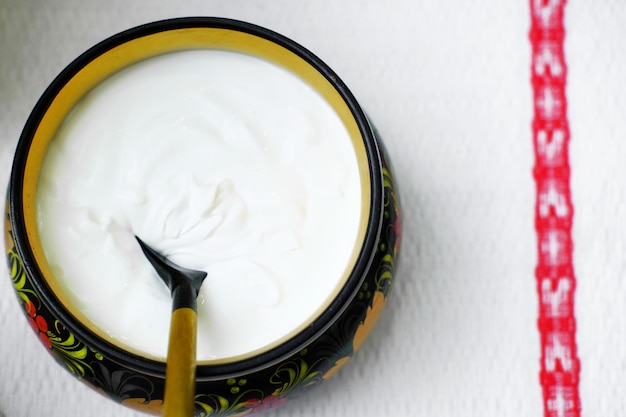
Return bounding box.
[38,330,52,349]
[24,301,52,349]
[24,300,36,317]
[35,315,48,333]
[244,394,288,413]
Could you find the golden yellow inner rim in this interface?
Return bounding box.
[22,27,371,364]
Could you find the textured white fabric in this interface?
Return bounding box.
[0,1,623,416]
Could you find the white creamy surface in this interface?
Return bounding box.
[36,50,362,361]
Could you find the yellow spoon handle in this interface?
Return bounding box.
[163,307,197,417]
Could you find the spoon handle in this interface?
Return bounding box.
[133,237,205,417]
[163,305,198,417]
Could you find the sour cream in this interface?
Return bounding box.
[36,50,362,361]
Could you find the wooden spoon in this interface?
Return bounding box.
[135,236,207,417]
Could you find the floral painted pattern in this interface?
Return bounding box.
[4,136,401,416]
[8,246,99,377]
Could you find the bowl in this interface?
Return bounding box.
[4,17,401,416]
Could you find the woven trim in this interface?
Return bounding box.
[530,1,581,416]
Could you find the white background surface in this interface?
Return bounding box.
[0,1,624,416]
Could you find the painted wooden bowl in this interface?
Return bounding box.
[4,17,401,416]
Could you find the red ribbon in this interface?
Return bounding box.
[530,0,581,416]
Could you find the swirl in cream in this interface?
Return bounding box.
[37,50,362,361]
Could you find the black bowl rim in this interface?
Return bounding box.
[8,16,383,380]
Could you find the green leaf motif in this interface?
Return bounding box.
[195,388,262,417]
[48,320,93,378]
[382,166,394,190]
[269,357,324,399]
[375,252,394,294]
[7,248,38,305]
